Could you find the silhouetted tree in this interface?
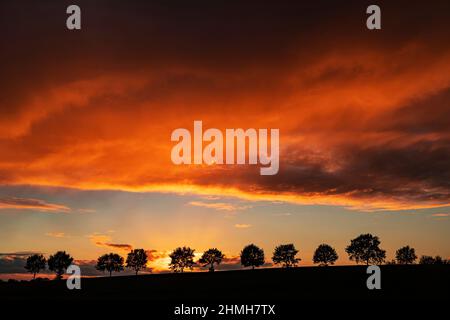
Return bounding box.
[313,244,338,266]
[169,246,195,273]
[434,256,444,264]
[395,246,417,264]
[199,248,224,272]
[241,244,265,270]
[420,255,448,265]
[96,253,124,277]
[345,234,386,265]
[48,251,73,279]
[272,244,300,268]
[126,249,148,275]
[24,254,46,279]
[419,255,436,264]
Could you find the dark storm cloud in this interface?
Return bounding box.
[0,252,43,274]
[0,1,449,210]
[102,243,133,251]
[1,0,449,99]
[378,89,450,135]
[191,137,450,208]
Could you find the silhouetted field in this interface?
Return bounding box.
[1,265,448,302]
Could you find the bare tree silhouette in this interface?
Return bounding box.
[345,234,386,265]
[313,244,338,266]
[395,246,417,264]
[199,248,224,272]
[272,244,300,268]
[240,244,264,270]
[126,249,148,275]
[96,253,124,277]
[169,246,195,273]
[48,251,73,279]
[24,254,46,279]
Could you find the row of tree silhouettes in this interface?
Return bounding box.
[24,233,449,279]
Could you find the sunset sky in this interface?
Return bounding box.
[1,0,449,278]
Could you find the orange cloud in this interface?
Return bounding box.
[77,208,96,214]
[431,213,449,217]
[102,243,133,251]
[145,250,171,272]
[273,213,292,217]
[1,2,449,212]
[0,197,70,213]
[88,233,132,252]
[188,201,251,211]
[45,232,67,238]
[235,224,252,229]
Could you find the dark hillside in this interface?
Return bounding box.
[1,265,448,301]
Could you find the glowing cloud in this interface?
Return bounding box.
[235,224,252,229]
[188,201,251,211]
[0,197,70,213]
